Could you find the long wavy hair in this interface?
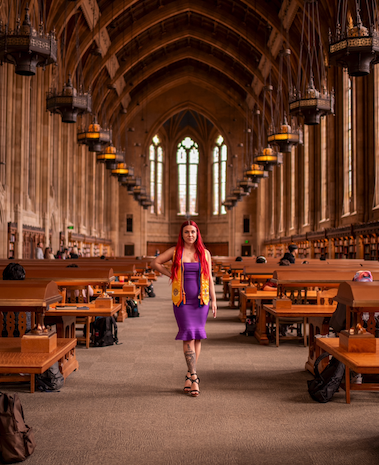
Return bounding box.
[171,220,210,281]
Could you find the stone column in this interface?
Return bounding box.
[15,204,23,259]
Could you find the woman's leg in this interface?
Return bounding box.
[183,340,196,391]
[194,339,201,362]
[183,340,196,373]
[182,340,201,395]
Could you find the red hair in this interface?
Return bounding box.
[171,220,210,281]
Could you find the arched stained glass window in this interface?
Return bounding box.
[149,135,164,214]
[212,135,227,215]
[177,137,199,215]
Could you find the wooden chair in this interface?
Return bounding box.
[317,288,338,306]
[268,287,309,345]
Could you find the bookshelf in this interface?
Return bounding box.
[8,223,17,259]
[298,241,310,259]
[93,244,100,257]
[266,245,274,258]
[369,236,379,260]
[332,237,354,259]
[312,239,329,259]
[82,243,91,257]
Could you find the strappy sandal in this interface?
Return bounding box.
[183,373,192,393]
[190,373,200,397]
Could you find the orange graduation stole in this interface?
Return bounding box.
[172,251,210,307]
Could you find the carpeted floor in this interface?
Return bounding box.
[2,278,379,465]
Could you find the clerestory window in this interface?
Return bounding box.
[212,135,227,215]
[177,137,199,215]
[149,135,164,215]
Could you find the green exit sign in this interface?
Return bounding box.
[67,226,74,230]
[245,240,249,244]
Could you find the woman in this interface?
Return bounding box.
[151,220,217,397]
[44,247,54,260]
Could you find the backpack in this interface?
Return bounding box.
[91,316,118,346]
[240,316,256,336]
[35,362,64,392]
[126,299,139,318]
[145,283,156,298]
[307,352,345,403]
[0,392,36,463]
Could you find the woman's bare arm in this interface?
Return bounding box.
[150,247,175,278]
[206,250,217,318]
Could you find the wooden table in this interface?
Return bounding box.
[263,304,335,348]
[105,284,142,300]
[316,337,379,403]
[239,289,278,322]
[95,288,141,319]
[0,338,77,393]
[46,303,121,348]
[254,291,318,345]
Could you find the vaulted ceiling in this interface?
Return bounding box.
[2,0,338,135]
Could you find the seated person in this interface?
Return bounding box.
[235,256,243,262]
[70,246,79,259]
[256,256,267,264]
[263,279,277,291]
[282,244,298,263]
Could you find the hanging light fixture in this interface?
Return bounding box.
[244,163,269,183]
[118,166,134,184]
[46,11,91,123]
[267,49,303,151]
[77,116,112,152]
[239,108,260,195]
[0,5,57,76]
[141,197,153,210]
[254,89,283,170]
[254,146,283,171]
[329,0,379,76]
[239,176,258,193]
[111,162,130,178]
[96,143,117,163]
[133,184,146,201]
[123,175,139,193]
[290,0,334,125]
[106,149,125,171]
[46,74,91,123]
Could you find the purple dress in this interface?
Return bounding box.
[173,262,209,340]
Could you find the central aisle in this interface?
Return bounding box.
[15,277,379,465]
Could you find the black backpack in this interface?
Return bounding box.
[307,352,345,403]
[126,299,139,318]
[36,362,64,392]
[91,316,118,346]
[240,316,256,336]
[0,392,36,463]
[145,283,156,298]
